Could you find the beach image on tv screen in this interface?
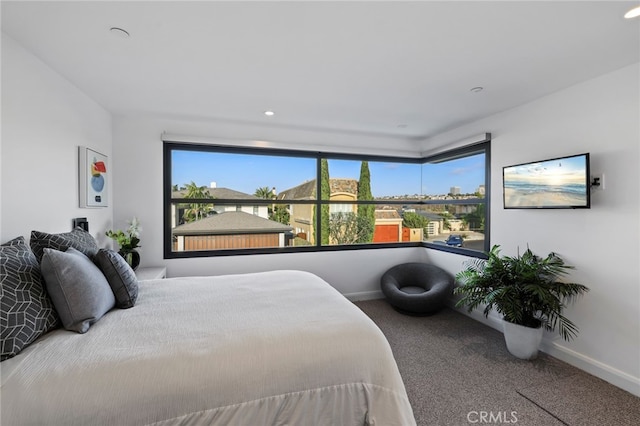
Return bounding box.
[503,155,588,208]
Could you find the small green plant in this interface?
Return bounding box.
[454,245,589,341]
[106,217,141,253]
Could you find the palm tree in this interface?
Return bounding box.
[182,181,213,222]
[254,186,275,199]
[455,245,589,341]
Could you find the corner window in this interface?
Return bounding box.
[164,139,490,258]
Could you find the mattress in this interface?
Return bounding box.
[1,270,415,425]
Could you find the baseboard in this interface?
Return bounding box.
[446,299,640,397]
[344,290,384,302]
[539,341,640,397]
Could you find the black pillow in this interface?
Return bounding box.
[94,249,139,309]
[1,236,60,361]
[30,227,99,263]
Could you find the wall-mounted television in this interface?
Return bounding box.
[503,153,591,209]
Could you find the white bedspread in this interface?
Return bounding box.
[1,270,415,425]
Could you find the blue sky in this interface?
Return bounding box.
[503,154,587,186]
[172,151,485,197]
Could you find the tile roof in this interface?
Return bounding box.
[172,211,292,235]
[172,187,259,200]
[375,209,401,219]
[278,178,358,200]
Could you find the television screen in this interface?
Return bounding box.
[503,153,590,209]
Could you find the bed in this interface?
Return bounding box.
[1,269,416,425]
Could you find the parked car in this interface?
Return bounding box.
[445,235,464,247]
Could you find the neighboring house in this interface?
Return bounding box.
[372,209,403,243]
[279,179,416,244]
[171,184,268,227]
[373,208,424,242]
[278,178,358,244]
[173,211,293,251]
[417,212,444,237]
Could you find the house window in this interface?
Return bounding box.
[164,138,490,257]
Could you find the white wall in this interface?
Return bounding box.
[1,34,112,243]
[420,63,640,396]
[112,114,422,297]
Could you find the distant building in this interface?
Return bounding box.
[450,186,461,195]
[477,184,485,196]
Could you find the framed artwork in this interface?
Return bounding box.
[79,146,108,208]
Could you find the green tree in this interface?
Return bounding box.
[270,204,290,225]
[357,161,375,243]
[464,205,485,232]
[319,159,331,245]
[402,211,429,229]
[439,211,454,230]
[329,212,372,245]
[182,181,213,223]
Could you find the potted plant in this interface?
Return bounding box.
[454,245,588,359]
[106,217,142,270]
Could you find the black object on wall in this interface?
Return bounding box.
[72,217,89,232]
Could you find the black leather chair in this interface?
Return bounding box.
[380,263,454,315]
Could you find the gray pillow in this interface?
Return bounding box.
[94,249,139,309]
[30,227,99,263]
[41,247,115,333]
[1,237,60,360]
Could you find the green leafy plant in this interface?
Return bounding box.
[454,245,589,341]
[106,217,141,253]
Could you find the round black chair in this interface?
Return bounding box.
[380,263,454,315]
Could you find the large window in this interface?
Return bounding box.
[164,139,490,258]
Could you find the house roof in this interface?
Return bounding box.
[375,209,401,220]
[278,180,316,201]
[416,212,445,221]
[172,187,258,200]
[173,211,292,236]
[278,178,358,200]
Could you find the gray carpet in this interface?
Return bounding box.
[354,299,640,426]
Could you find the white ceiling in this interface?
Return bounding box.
[2,1,639,141]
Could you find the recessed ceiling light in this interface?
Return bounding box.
[264,111,275,117]
[624,6,640,19]
[110,27,130,38]
[470,87,484,93]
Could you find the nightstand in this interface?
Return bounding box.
[135,266,167,280]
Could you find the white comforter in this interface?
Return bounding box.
[1,270,415,425]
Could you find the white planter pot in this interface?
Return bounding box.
[502,319,544,360]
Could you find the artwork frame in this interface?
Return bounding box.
[79,146,108,208]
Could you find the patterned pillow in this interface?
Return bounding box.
[30,227,99,263]
[1,236,60,361]
[94,249,139,309]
